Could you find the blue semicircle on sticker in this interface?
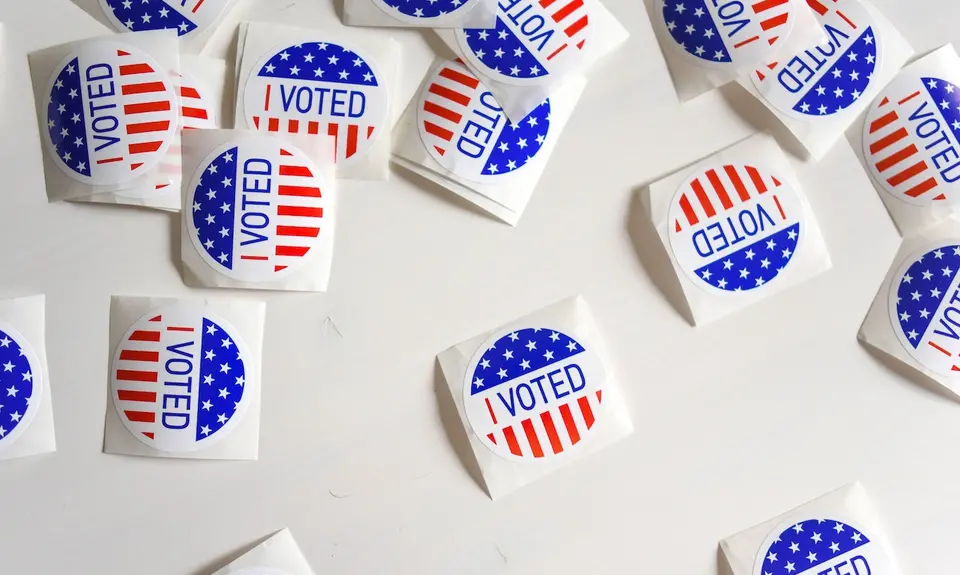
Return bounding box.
[464,18,547,80]
[759,519,870,575]
[895,245,960,350]
[0,329,36,443]
[193,146,239,271]
[481,101,551,176]
[791,27,877,117]
[103,0,199,36]
[922,77,960,151]
[48,57,92,178]
[195,317,247,441]
[662,0,731,64]
[470,328,585,395]
[382,0,469,18]
[694,223,800,292]
[257,42,379,87]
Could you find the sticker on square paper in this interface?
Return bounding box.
[751,0,881,118]
[669,163,803,293]
[111,304,254,453]
[864,76,960,206]
[181,71,218,130]
[244,42,388,166]
[0,323,43,450]
[889,243,960,377]
[455,0,592,85]
[186,136,329,283]
[753,518,894,575]
[44,41,178,186]
[657,0,796,69]
[99,0,232,37]
[463,327,607,461]
[371,0,483,24]
[419,61,550,182]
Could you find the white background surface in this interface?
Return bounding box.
[0,1,958,574]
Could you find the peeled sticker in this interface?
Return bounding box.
[0,323,43,450]
[455,0,592,85]
[99,0,233,38]
[244,42,388,166]
[751,0,881,118]
[657,0,796,69]
[418,61,551,182]
[669,162,803,293]
[181,71,219,130]
[186,136,330,283]
[44,40,178,186]
[864,75,960,205]
[463,327,607,461]
[753,518,894,575]
[371,0,483,23]
[889,243,960,377]
[111,305,254,452]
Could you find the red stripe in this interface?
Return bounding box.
[97,157,123,165]
[438,66,480,90]
[773,195,786,220]
[119,350,159,362]
[540,411,564,454]
[869,110,899,134]
[241,255,269,261]
[745,166,768,194]
[759,13,788,31]
[734,36,760,48]
[116,369,158,383]
[119,63,153,76]
[182,107,208,120]
[521,419,544,458]
[871,129,909,155]
[577,396,595,429]
[887,161,929,187]
[904,178,939,198]
[346,124,359,158]
[724,165,751,201]
[192,0,205,12]
[929,341,952,356]
[166,326,194,332]
[280,149,293,156]
[276,225,320,238]
[278,185,321,197]
[279,165,313,177]
[423,101,463,124]
[276,245,310,257]
[690,179,717,217]
[752,0,787,12]
[679,194,699,226]
[564,15,588,37]
[367,126,375,138]
[898,91,921,105]
[124,100,171,115]
[264,83,271,112]
[876,144,918,173]
[268,118,280,132]
[288,119,300,133]
[278,205,323,218]
[485,397,498,425]
[706,169,733,210]
[552,0,583,22]
[124,410,155,423]
[424,121,454,142]
[121,82,166,95]
[328,123,339,152]
[179,86,201,99]
[129,141,163,154]
[428,83,471,106]
[129,330,160,342]
[503,426,522,456]
[806,0,828,15]
[546,43,568,61]
[118,390,156,403]
[126,121,170,135]
[539,0,557,7]
[836,10,856,29]
[559,403,580,444]
[308,121,319,135]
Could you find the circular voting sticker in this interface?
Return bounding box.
[111,305,255,453]
[99,0,233,37]
[750,0,882,118]
[185,135,331,283]
[180,71,219,130]
[463,327,607,462]
[889,243,960,377]
[864,74,960,206]
[243,42,388,166]
[657,0,797,69]
[0,323,44,451]
[371,0,483,24]
[753,518,894,575]
[44,41,178,187]
[418,61,551,182]
[668,163,804,293]
[455,0,593,86]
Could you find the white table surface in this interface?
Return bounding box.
[0,0,958,573]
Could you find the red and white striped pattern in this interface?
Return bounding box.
[537,0,589,60]
[484,390,603,458]
[674,164,785,232]
[866,93,945,201]
[180,81,216,131]
[735,0,792,51]
[420,64,480,157]
[755,0,846,81]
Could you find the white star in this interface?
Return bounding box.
[480,358,490,369]
[739,268,750,279]
[816,85,827,96]
[907,330,918,340]
[793,523,804,534]
[217,413,228,424]
[714,50,724,60]
[202,400,213,411]
[812,532,822,543]
[745,249,755,260]
[339,70,349,80]
[473,377,484,388]
[200,425,211,436]
[702,269,712,280]
[789,542,800,553]
[900,311,911,322]
[783,248,793,259]
[760,258,771,269]
[219,387,229,399]
[517,359,530,370]
[222,338,234,349]
[235,376,244,386]
[911,291,921,301]
[829,542,840,553]
[695,46,706,56]
[303,53,315,63]
[544,350,555,361]
[141,13,151,23]
[834,87,844,98]
[1,362,12,372]
[767,552,778,563]
[353,57,364,67]
[517,138,528,149]
[206,189,216,200]
[289,65,300,76]
[503,349,514,360]
[848,52,858,62]
[852,532,863,543]
[10,411,21,422]
[704,29,714,39]
[717,279,727,289]
[205,214,215,225]
[6,386,17,397]
[264,63,276,74]
[220,202,231,213]
[221,177,232,187]
[933,288,943,298]
[497,368,508,379]
[159,7,169,17]
[550,332,560,342]
[903,273,913,284]
[723,259,733,270]
[328,55,339,65]
[508,332,519,341]
[208,163,219,174]
[920,309,930,319]
[944,266,954,277]
[685,24,695,34]
[935,249,945,259]
[674,2,686,13]
[510,66,520,76]
[806,552,817,563]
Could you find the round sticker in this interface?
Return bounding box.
[668,163,804,293]
[418,61,551,182]
[0,323,43,451]
[243,41,388,166]
[657,0,797,69]
[463,327,607,461]
[371,0,483,24]
[185,136,330,283]
[863,75,960,206]
[44,41,178,187]
[111,305,255,452]
[753,518,894,575]
[888,243,960,377]
[750,0,882,118]
[181,71,219,130]
[455,0,593,86]
[99,0,232,37]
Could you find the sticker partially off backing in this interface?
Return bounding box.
[455,0,592,85]
[864,75,960,206]
[751,0,882,118]
[0,323,43,450]
[111,305,254,452]
[753,518,894,575]
[186,136,330,283]
[463,327,606,461]
[244,42,388,166]
[668,163,804,293]
[371,0,483,24]
[889,243,960,377]
[99,0,233,37]
[657,0,796,69]
[418,61,551,182]
[44,40,178,186]
[181,71,219,130]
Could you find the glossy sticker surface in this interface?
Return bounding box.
[0,323,43,451]
[753,518,894,575]
[99,0,233,37]
[669,162,804,293]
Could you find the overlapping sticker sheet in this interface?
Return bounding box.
[209,528,316,575]
[437,296,633,499]
[342,0,498,28]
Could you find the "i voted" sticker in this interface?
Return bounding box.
[0,323,43,451]
[244,42,388,166]
[753,518,894,575]
[456,0,592,85]
[111,304,255,453]
[658,0,796,68]
[186,135,330,283]
[99,0,233,37]
[864,75,960,205]
[751,0,881,118]
[371,0,483,23]
[463,327,607,461]
[889,243,960,377]
[44,41,178,187]
[669,163,804,293]
[419,61,551,181]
